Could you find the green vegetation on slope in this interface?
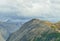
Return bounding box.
[32,32,60,41]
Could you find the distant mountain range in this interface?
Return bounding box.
[6,19,60,41]
[0,13,60,22]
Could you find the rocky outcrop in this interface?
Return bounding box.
[0,27,9,41]
[0,34,5,41]
[7,19,60,41]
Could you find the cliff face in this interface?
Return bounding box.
[0,27,9,41]
[7,19,60,41]
[0,34,5,41]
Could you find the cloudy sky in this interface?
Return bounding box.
[0,0,60,21]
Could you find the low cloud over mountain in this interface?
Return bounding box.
[0,0,60,18]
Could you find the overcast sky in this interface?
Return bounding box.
[0,0,60,18]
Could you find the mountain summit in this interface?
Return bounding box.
[7,19,60,41]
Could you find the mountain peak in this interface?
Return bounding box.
[31,18,40,21]
[30,18,41,23]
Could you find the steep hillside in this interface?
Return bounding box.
[7,19,60,41]
[54,22,60,30]
[0,27,9,41]
[0,34,5,41]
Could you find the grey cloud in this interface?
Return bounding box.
[0,0,60,18]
